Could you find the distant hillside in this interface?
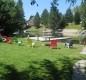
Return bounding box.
[26,22,82,33]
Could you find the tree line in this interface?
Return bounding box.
[0,0,86,36]
[30,0,86,31]
[30,2,80,30]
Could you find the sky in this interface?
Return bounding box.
[20,0,82,20]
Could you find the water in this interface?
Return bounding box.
[25,31,63,37]
[24,31,85,44]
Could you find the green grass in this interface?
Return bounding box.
[27,23,82,32]
[27,26,45,32]
[65,23,82,29]
[0,38,86,80]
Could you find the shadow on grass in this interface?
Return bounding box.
[0,63,45,80]
[0,57,81,80]
[59,57,74,80]
[40,59,60,80]
[0,64,20,80]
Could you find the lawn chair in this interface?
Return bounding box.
[3,36,12,44]
[12,37,22,46]
[27,39,35,47]
[65,40,74,48]
[12,37,18,43]
[49,39,57,48]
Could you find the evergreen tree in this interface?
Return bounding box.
[58,16,68,29]
[34,12,40,28]
[81,0,86,29]
[49,1,61,30]
[15,0,25,35]
[74,11,81,24]
[0,0,17,36]
[65,8,73,23]
[73,6,81,14]
[0,0,25,36]
[41,9,49,27]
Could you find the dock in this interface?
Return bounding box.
[29,36,71,41]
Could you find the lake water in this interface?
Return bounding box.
[24,31,85,44]
[26,32,79,43]
[25,31,78,37]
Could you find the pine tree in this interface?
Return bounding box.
[81,0,86,29]
[34,12,40,28]
[0,0,17,36]
[74,11,81,24]
[41,9,49,27]
[15,0,25,35]
[73,6,81,14]
[65,8,73,23]
[49,1,61,30]
[0,0,25,36]
[58,16,68,29]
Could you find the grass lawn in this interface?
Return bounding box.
[65,23,82,29]
[26,26,45,32]
[27,23,82,33]
[0,38,86,80]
